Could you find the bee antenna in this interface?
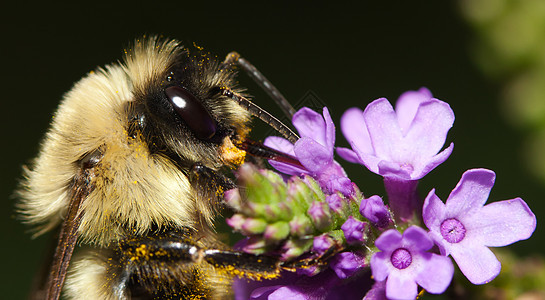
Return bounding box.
[221,87,299,144]
[223,52,297,120]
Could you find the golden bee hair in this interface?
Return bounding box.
[18,37,251,246]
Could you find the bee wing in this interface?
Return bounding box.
[44,171,95,300]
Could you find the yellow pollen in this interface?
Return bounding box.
[220,138,246,166]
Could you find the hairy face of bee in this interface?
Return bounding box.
[127,39,251,166]
[18,37,251,246]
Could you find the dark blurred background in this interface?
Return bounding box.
[2,1,543,298]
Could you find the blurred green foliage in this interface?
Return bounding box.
[461,0,545,183]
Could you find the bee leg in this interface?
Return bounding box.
[189,163,236,207]
[104,232,283,298]
[190,162,235,189]
[117,233,283,281]
[67,235,336,299]
[200,249,282,280]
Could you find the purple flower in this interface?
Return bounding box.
[264,107,353,195]
[370,226,454,300]
[337,88,454,180]
[422,168,537,284]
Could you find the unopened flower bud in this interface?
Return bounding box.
[360,195,392,229]
[312,234,334,255]
[224,188,242,210]
[330,252,364,279]
[264,221,290,242]
[281,239,314,261]
[326,193,352,217]
[287,177,314,213]
[241,236,269,255]
[308,201,332,232]
[288,214,313,237]
[226,214,245,231]
[242,165,287,206]
[240,217,268,235]
[341,216,368,244]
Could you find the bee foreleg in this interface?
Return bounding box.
[189,163,236,209]
[117,233,283,283]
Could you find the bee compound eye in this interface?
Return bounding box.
[165,86,217,140]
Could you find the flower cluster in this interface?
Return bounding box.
[225,164,362,261]
[226,88,537,300]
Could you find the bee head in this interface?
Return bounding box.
[125,37,251,170]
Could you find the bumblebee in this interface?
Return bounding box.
[17,36,300,299]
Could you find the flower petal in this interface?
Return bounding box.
[268,286,309,300]
[294,137,332,173]
[402,99,454,161]
[449,242,501,284]
[466,198,536,247]
[415,253,453,294]
[402,226,433,252]
[363,98,403,162]
[445,169,496,217]
[370,252,391,281]
[375,229,403,252]
[386,272,418,300]
[354,152,382,175]
[411,142,453,179]
[292,107,326,145]
[250,285,285,299]
[336,147,361,164]
[322,107,336,150]
[266,269,340,300]
[422,189,447,232]
[265,136,296,155]
[395,87,433,136]
[342,90,453,180]
[340,107,373,155]
[264,136,308,175]
[363,281,387,300]
[268,161,309,176]
[377,160,413,179]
